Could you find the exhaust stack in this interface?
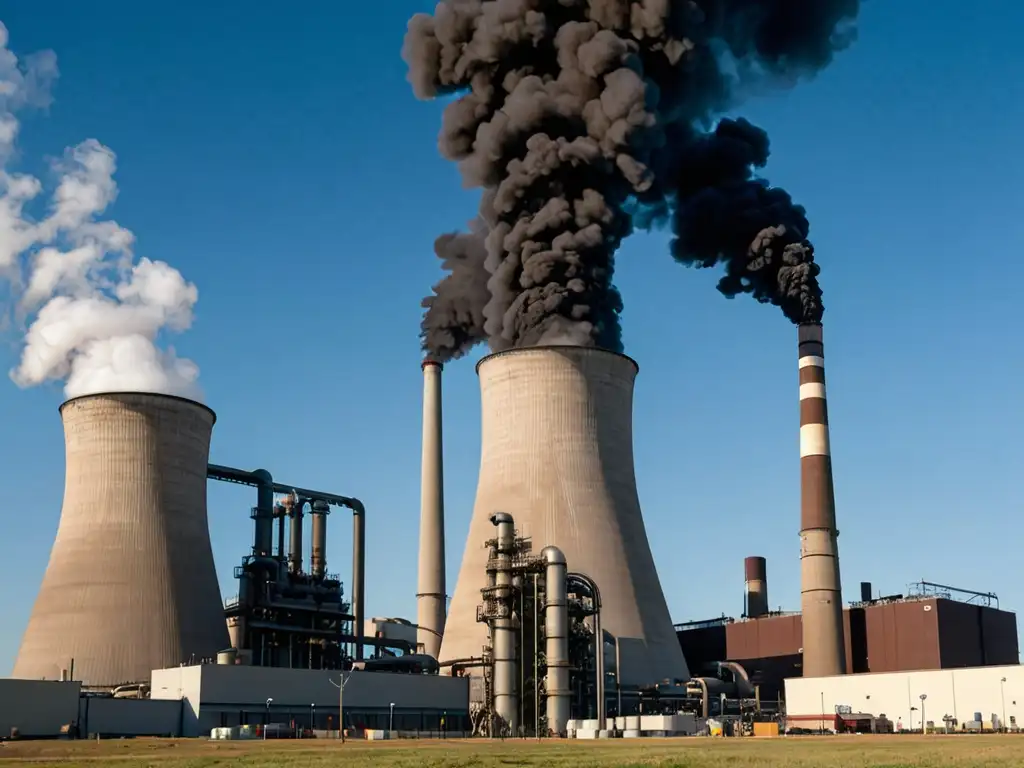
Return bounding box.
[417,359,447,660]
[744,556,768,619]
[310,500,329,578]
[798,323,847,677]
[440,346,688,684]
[13,392,228,686]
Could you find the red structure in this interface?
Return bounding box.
[676,576,1019,701]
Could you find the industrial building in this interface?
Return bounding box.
[676,565,1019,701]
[785,664,1023,733]
[5,334,1020,742]
[151,664,469,737]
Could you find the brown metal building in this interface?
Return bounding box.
[677,598,1019,701]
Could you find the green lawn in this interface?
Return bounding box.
[1,734,1022,767]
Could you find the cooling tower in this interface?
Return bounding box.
[440,346,689,685]
[13,392,229,686]
[416,359,446,660]
[798,323,847,677]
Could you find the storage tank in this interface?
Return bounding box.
[439,346,689,685]
[13,392,228,686]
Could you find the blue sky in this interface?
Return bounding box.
[0,0,1021,674]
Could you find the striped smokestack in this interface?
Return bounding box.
[798,323,847,677]
[744,556,768,619]
[416,358,446,659]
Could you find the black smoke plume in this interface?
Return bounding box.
[663,118,823,324]
[405,0,859,351]
[421,222,491,361]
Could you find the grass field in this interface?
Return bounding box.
[1,735,1023,768]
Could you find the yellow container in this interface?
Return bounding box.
[753,722,780,738]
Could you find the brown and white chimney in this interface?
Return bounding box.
[798,322,847,678]
[744,556,768,619]
[416,358,446,659]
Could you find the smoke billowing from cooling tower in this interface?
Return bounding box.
[405,0,859,352]
[0,21,202,400]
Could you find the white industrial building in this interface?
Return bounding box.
[785,664,1022,732]
[151,664,469,737]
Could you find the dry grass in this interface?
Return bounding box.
[1,735,1023,767]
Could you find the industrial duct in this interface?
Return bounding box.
[798,323,847,677]
[440,346,689,685]
[488,512,518,734]
[416,358,446,660]
[541,545,570,737]
[14,393,229,686]
[744,556,768,618]
[288,496,304,575]
[310,499,329,578]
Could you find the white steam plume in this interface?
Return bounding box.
[0,21,202,401]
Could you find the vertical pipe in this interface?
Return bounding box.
[744,556,769,618]
[798,322,847,677]
[490,512,518,735]
[860,582,872,603]
[311,500,328,579]
[417,359,447,660]
[542,546,570,737]
[289,499,304,574]
[253,469,275,557]
[351,506,365,660]
[595,609,605,730]
[276,504,286,559]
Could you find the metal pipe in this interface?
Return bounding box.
[744,556,769,619]
[311,500,328,579]
[253,469,275,557]
[797,322,847,677]
[417,359,447,660]
[489,512,518,735]
[206,464,367,659]
[541,546,570,737]
[289,497,304,575]
[276,504,286,559]
[352,505,365,660]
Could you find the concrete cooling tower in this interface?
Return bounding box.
[440,346,689,685]
[13,393,229,686]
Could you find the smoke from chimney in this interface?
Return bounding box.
[404,1,859,355]
[420,222,489,362]
[0,22,201,400]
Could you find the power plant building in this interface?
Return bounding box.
[676,568,1019,701]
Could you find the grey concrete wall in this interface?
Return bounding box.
[152,665,469,737]
[79,697,182,736]
[0,680,80,737]
[195,665,468,709]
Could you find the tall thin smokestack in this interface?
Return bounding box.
[798,323,847,678]
[417,358,446,659]
[744,556,768,619]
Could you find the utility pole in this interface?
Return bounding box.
[329,672,351,742]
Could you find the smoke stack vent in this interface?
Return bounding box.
[13,393,229,686]
[860,582,872,603]
[416,359,447,659]
[798,323,847,678]
[744,556,768,619]
[440,346,689,684]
